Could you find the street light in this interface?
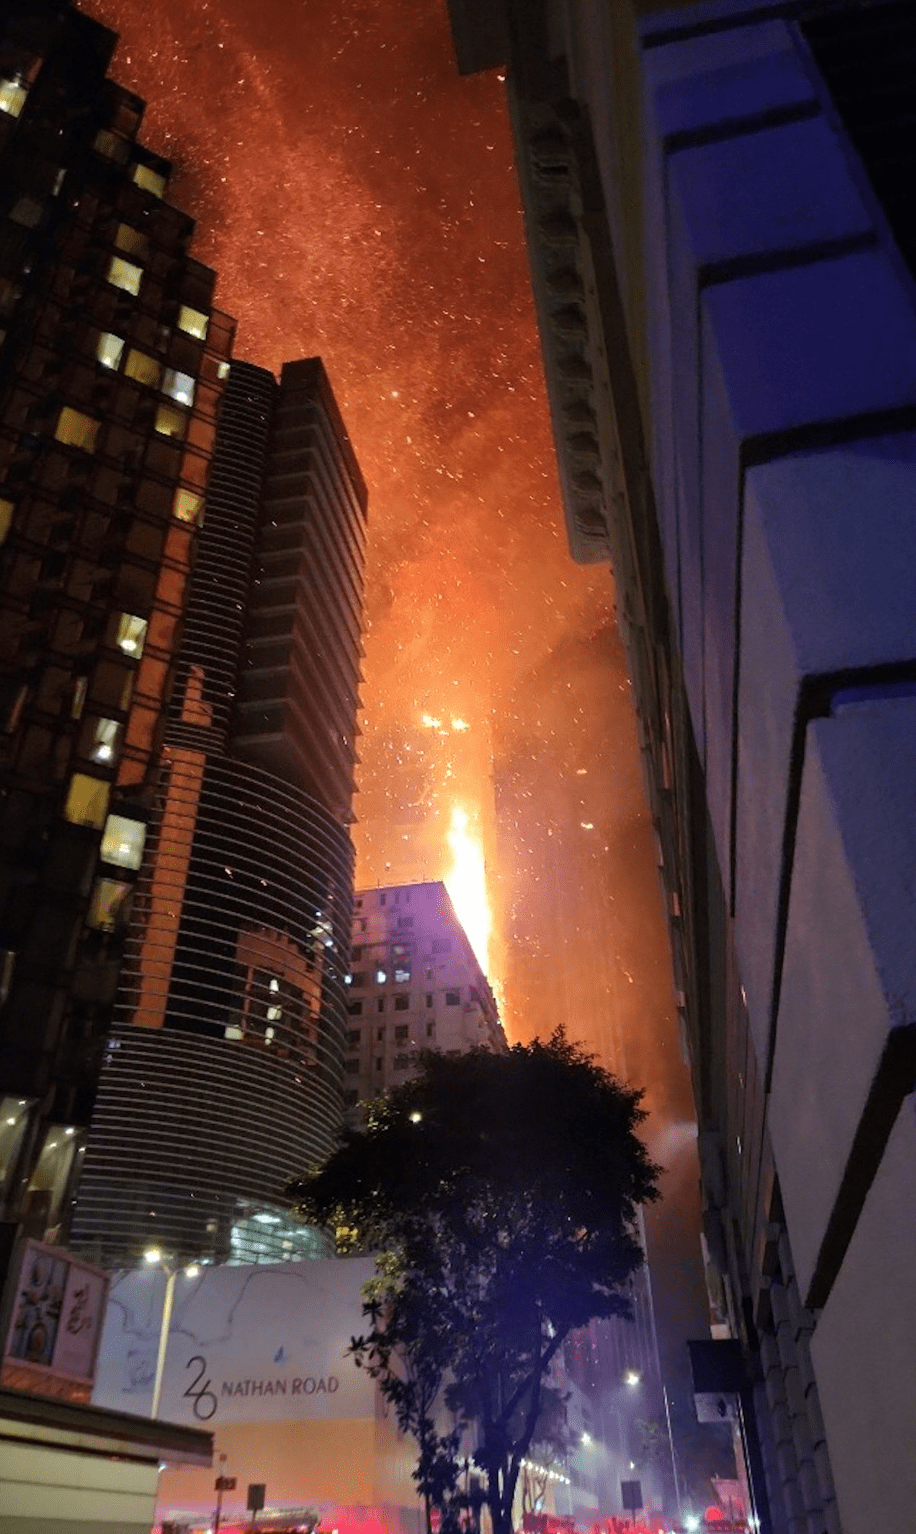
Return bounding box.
[143,1249,200,1418]
[624,1370,641,1388]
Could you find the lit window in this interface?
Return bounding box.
[86,876,132,931]
[155,402,185,438]
[114,223,148,258]
[217,360,230,381]
[172,488,204,524]
[125,348,161,387]
[225,1024,243,1041]
[0,77,28,118]
[107,256,142,295]
[162,368,195,406]
[394,966,411,983]
[94,129,128,161]
[55,407,99,452]
[132,162,167,197]
[64,773,110,828]
[100,813,146,870]
[96,331,125,370]
[10,197,42,228]
[0,499,13,544]
[113,612,148,656]
[86,716,121,764]
[376,968,387,984]
[71,676,87,719]
[178,305,209,339]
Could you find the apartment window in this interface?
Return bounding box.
[94,128,128,161]
[425,994,433,1008]
[97,331,125,370]
[0,76,28,118]
[394,1025,409,1042]
[348,972,365,989]
[345,1059,359,1075]
[394,995,409,1012]
[173,488,204,524]
[426,1021,435,1038]
[379,893,386,907]
[392,943,409,957]
[376,999,385,1014]
[375,968,387,984]
[55,408,99,452]
[394,966,411,983]
[113,612,148,657]
[445,990,461,1006]
[100,813,146,871]
[86,876,132,932]
[178,304,209,340]
[163,368,195,407]
[376,1027,385,1042]
[125,348,162,388]
[115,223,148,259]
[11,197,42,228]
[394,1054,409,1071]
[375,1057,383,1072]
[398,917,414,930]
[351,945,363,960]
[0,499,13,544]
[107,256,143,295]
[132,162,167,197]
[154,402,185,438]
[347,1000,363,1017]
[347,1030,361,1047]
[433,938,452,955]
[63,773,110,828]
[84,716,121,765]
[344,1089,358,1107]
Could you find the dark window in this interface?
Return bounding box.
[445,990,461,1006]
[425,994,433,1008]
[380,892,386,906]
[376,998,385,1014]
[426,1021,435,1038]
[394,1025,409,1042]
[394,1053,409,1071]
[432,938,451,955]
[398,917,414,930]
[394,995,409,1012]
[375,1057,383,1072]
[347,1000,363,1017]
[344,1090,359,1106]
[355,898,363,910]
[347,1029,361,1046]
[351,944,363,960]
[349,971,365,988]
[376,1027,385,1042]
[345,1059,359,1075]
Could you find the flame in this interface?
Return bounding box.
[444,805,491,977]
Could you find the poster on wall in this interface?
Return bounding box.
[2,1238,109,1385]
[93,1255,378,1425]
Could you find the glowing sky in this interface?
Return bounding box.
[84,0,708,1408]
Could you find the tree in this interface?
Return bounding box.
[291,1030,660,1534]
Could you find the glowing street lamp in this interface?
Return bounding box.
[624,1369,641,1388]
[143,1249,200,1418]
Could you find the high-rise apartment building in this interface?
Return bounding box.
[0,1,368,1272]
[448,4,916,1531]
[70,356,367,1267]
[0,0,232,1240]
[343,881,505,1112]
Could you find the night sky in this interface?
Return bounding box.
[84,0,711,1468]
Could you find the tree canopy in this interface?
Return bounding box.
[290,1029,660,1534]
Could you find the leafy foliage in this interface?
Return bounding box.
[291,1030,659,1534]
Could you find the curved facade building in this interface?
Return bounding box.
[71,357,367,1265]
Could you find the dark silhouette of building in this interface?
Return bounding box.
[0,3,368,1270]
[447,3,916,1532]
[70,356,367,1267]
[0,0,233,1239]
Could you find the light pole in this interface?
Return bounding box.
[661,1383,683,1521]
[144,1248,200,1419]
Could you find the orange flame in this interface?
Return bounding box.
[444,805,491,977]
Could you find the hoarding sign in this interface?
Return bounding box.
[2,1238,109,1385]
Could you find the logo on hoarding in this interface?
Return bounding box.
[184,1355,218,1420]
